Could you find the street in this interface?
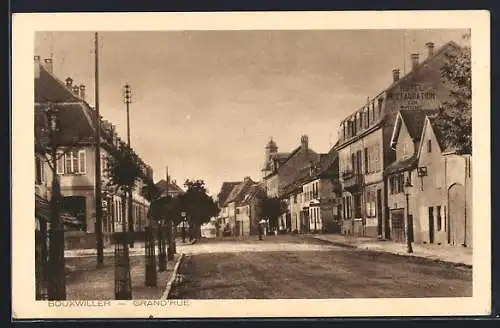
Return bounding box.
[169,235,472,299]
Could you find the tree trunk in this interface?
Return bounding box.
[48,176,66,300]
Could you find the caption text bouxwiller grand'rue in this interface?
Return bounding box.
[47,300,190,307]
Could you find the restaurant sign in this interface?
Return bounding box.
[388,83,438,110]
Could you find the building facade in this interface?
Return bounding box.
[386,111,472,247]
[335,41,463,239]
[35,56,154,244]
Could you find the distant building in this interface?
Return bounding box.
[222,177,256,236]
[216,181,242,229]
[156,178,184,198]
[236,183,266,236]
[281,145,341,233]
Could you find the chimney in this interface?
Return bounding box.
[72,85,80,95]
[392,68,400,82]
[301,135,309,161]
[43,58,53,73]
[65,77,73,88]
[410,53,419,70]
[425,42,435,58]
[79,84,86,99]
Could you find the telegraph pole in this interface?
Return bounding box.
[94,32,104,266]
[124,83,135,247]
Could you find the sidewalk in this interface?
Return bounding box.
[313,234,472,267]
[64,239,197,258]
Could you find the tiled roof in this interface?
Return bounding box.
[399,109,440,141]
[384,154,418,176]
[427,115,457,153]
[217,181,241,205]
[35,103,94,146]
[156,179,184,195]
[35,63,81,103]
[224,178,255,205]
[34,62,153,181]
[240,183,266,206]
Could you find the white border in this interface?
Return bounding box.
[12,11,491,318]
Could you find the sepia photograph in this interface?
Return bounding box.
[12,11,490,318]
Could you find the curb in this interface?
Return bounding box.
[313,236,472,269]
[160,253,185,300]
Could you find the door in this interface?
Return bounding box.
[448,183,466,246]
[61,196,86,231]
[390,209,405,243]
[376,189,383,236]
[428,207,434,244]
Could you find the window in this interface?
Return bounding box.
[35,156,44,184]
[436,205,442,231]
[364,148,369,173]
[378,98,384,116]
[390,174,405,194]
[365,108,370,128]
[58,150,86,174]
[371,102,376,122]
[427,140,432,153]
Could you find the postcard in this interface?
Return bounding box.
[11,10,490,319]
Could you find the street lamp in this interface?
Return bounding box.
[403,174,413,254]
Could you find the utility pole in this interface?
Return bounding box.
[124,83,134,247]
[94,32,104,266]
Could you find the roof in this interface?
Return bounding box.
[266,138,278,149]
[384,154,418,176]
[427,115,457,153]
[240,183,266,206]
[224,178,256,205]
[262,152,290,172]
[35,63,81,104]
[156,179,184,195]
[339,40,462,125]
[317,147,339,179]
[399,109,440,141]
[35,103,95,146]
[217,181,242,205]
[34,61,153,181]
[279,165,314,197]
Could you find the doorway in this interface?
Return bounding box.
[448,183,466,246]
[428,207,435,244]
[376,189,383,236]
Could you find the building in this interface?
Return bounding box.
[221,177,256,236]
[34,56,154,246]
[281,145,341,234]
[236,183,267,236]
[335,40,464,239]
[216,181,242,231]
[387,110,472,247]
[156,178,184,198]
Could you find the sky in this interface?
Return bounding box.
[35,29,467,197]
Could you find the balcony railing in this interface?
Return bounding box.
[342,171,363,189]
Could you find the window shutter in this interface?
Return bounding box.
[364,148,369,173]
[56,152,64,174]
[78,150,86,174]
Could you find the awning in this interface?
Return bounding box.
[35,194,80,226]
